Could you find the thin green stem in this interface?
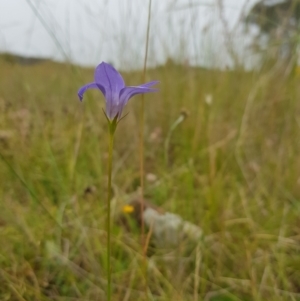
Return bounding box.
[164,114,185,167]
[107,130,115,301]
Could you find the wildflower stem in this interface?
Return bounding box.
[106,127,115,301]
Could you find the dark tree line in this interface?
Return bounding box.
[245,0,300,71]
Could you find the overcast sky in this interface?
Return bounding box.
[0,0,261,69]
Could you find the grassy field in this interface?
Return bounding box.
[0,55,300,301]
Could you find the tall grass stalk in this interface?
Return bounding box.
[140,0,152,253]
[139,1,152,299]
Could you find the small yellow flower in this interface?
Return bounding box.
[122,205,134,214]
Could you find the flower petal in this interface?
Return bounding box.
[139,80,159,88]
[119,85,158,106]
[77,82,99,101]
[94,62,125,103]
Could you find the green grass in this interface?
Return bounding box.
[1,56,300,300]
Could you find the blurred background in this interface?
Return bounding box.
[1,0,259,69]
[1,0,300,300]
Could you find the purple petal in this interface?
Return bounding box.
[94,62,125,105]
[119,85,158,106]
[139,80,159,88]
[77,82,99,101]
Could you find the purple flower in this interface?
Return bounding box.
[78,62,158,120]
